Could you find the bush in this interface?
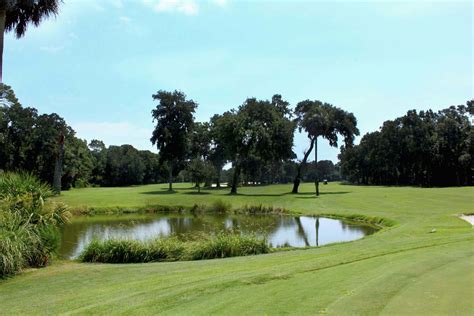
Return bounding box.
[240,204,288,215]
[79,234,269,264]
[188,234,269,260]
[210,199,232,213]
[0,172,70,277]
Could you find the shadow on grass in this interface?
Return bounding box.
[184,191,211,195]
[141,190,177,195]
[141,188,350,197]
[224,191,351,197]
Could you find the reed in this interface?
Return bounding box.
[79,234,269,264]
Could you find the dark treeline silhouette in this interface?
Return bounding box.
[339,101,473,187]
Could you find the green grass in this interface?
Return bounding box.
[0,182,473,315]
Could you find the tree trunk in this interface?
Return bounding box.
[168,164,173,191]
[0,9,6,83]
[230,162,240,194]
[315,217,320,246]
[292,136,315,193]
[314,137,319,196]
[215,167,221,188]
[53,133,65,195]
[197,183,200,193]
[294,217,310,247]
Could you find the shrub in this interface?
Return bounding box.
[211,199,232,213]
[188,234,269,260]
[79,234,269,264]
[0,172,70,277]
[240,204,288,215]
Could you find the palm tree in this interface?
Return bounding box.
[292,100,359,195]
[0,0,60,82]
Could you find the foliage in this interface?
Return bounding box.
[224,95,296,193]
[0,84,94,189]
[292,100,359,194]
[0,172,70,277]
[79,234,269,264]
[103,145,146,186]
[188,234,269,260]
[186,158,215,192]
[151,90,197,190]
[2,0,60,38]
[340,102,472,186]
[0,0,61,82]
[210,199,232,213]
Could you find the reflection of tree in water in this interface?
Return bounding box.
[226,215,280,235]
[294,217,310,246]
[59,217,157,258]
[315,217,319,247]
[340,221,376,235]
[60,214,378,258]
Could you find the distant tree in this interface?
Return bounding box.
[0,0,60,82]
[187,158,215,193]
[228,95,295,194]
[339,102,472,187]
[104,145,145,186]
[0,93,37,171]
[190,122,211,159]
[292,100,358,195]
[151,90,197,191]
[62,137,94,189]
[0,85,94,191]
[304,160,340,182]
[88,139,107,185]
[32,112,69,193]
[139,150,161,184]
[208,113,234,188]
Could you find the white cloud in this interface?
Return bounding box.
[143,0,199,15]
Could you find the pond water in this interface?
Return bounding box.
[59,214,378,259]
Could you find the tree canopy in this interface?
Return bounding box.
[292,100,359,195]
[150,90,197,191]
[339,103,472,186]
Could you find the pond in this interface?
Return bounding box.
[59,214,378,259]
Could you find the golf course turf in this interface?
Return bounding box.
[0,183,473,315]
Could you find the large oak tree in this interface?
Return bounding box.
[292,100,358,195]
[150,90,197,191]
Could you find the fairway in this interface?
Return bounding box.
[1,183,473,314]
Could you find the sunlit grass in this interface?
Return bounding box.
[0,182,472,314]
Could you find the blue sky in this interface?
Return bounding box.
[4,0,473,162]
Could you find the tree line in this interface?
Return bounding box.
[339,102,473,186]
[150,91,358,195]
[1,83,471,193]
[0,84,164,189]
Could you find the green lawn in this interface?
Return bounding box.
[1,183,473,315]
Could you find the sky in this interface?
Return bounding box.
[4,0,473,163]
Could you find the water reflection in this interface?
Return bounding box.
[59,214,377,259]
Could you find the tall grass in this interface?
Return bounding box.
[0,172,70,277]
[79,234,269,264]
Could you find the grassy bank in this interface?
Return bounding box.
[0,183,473,314]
